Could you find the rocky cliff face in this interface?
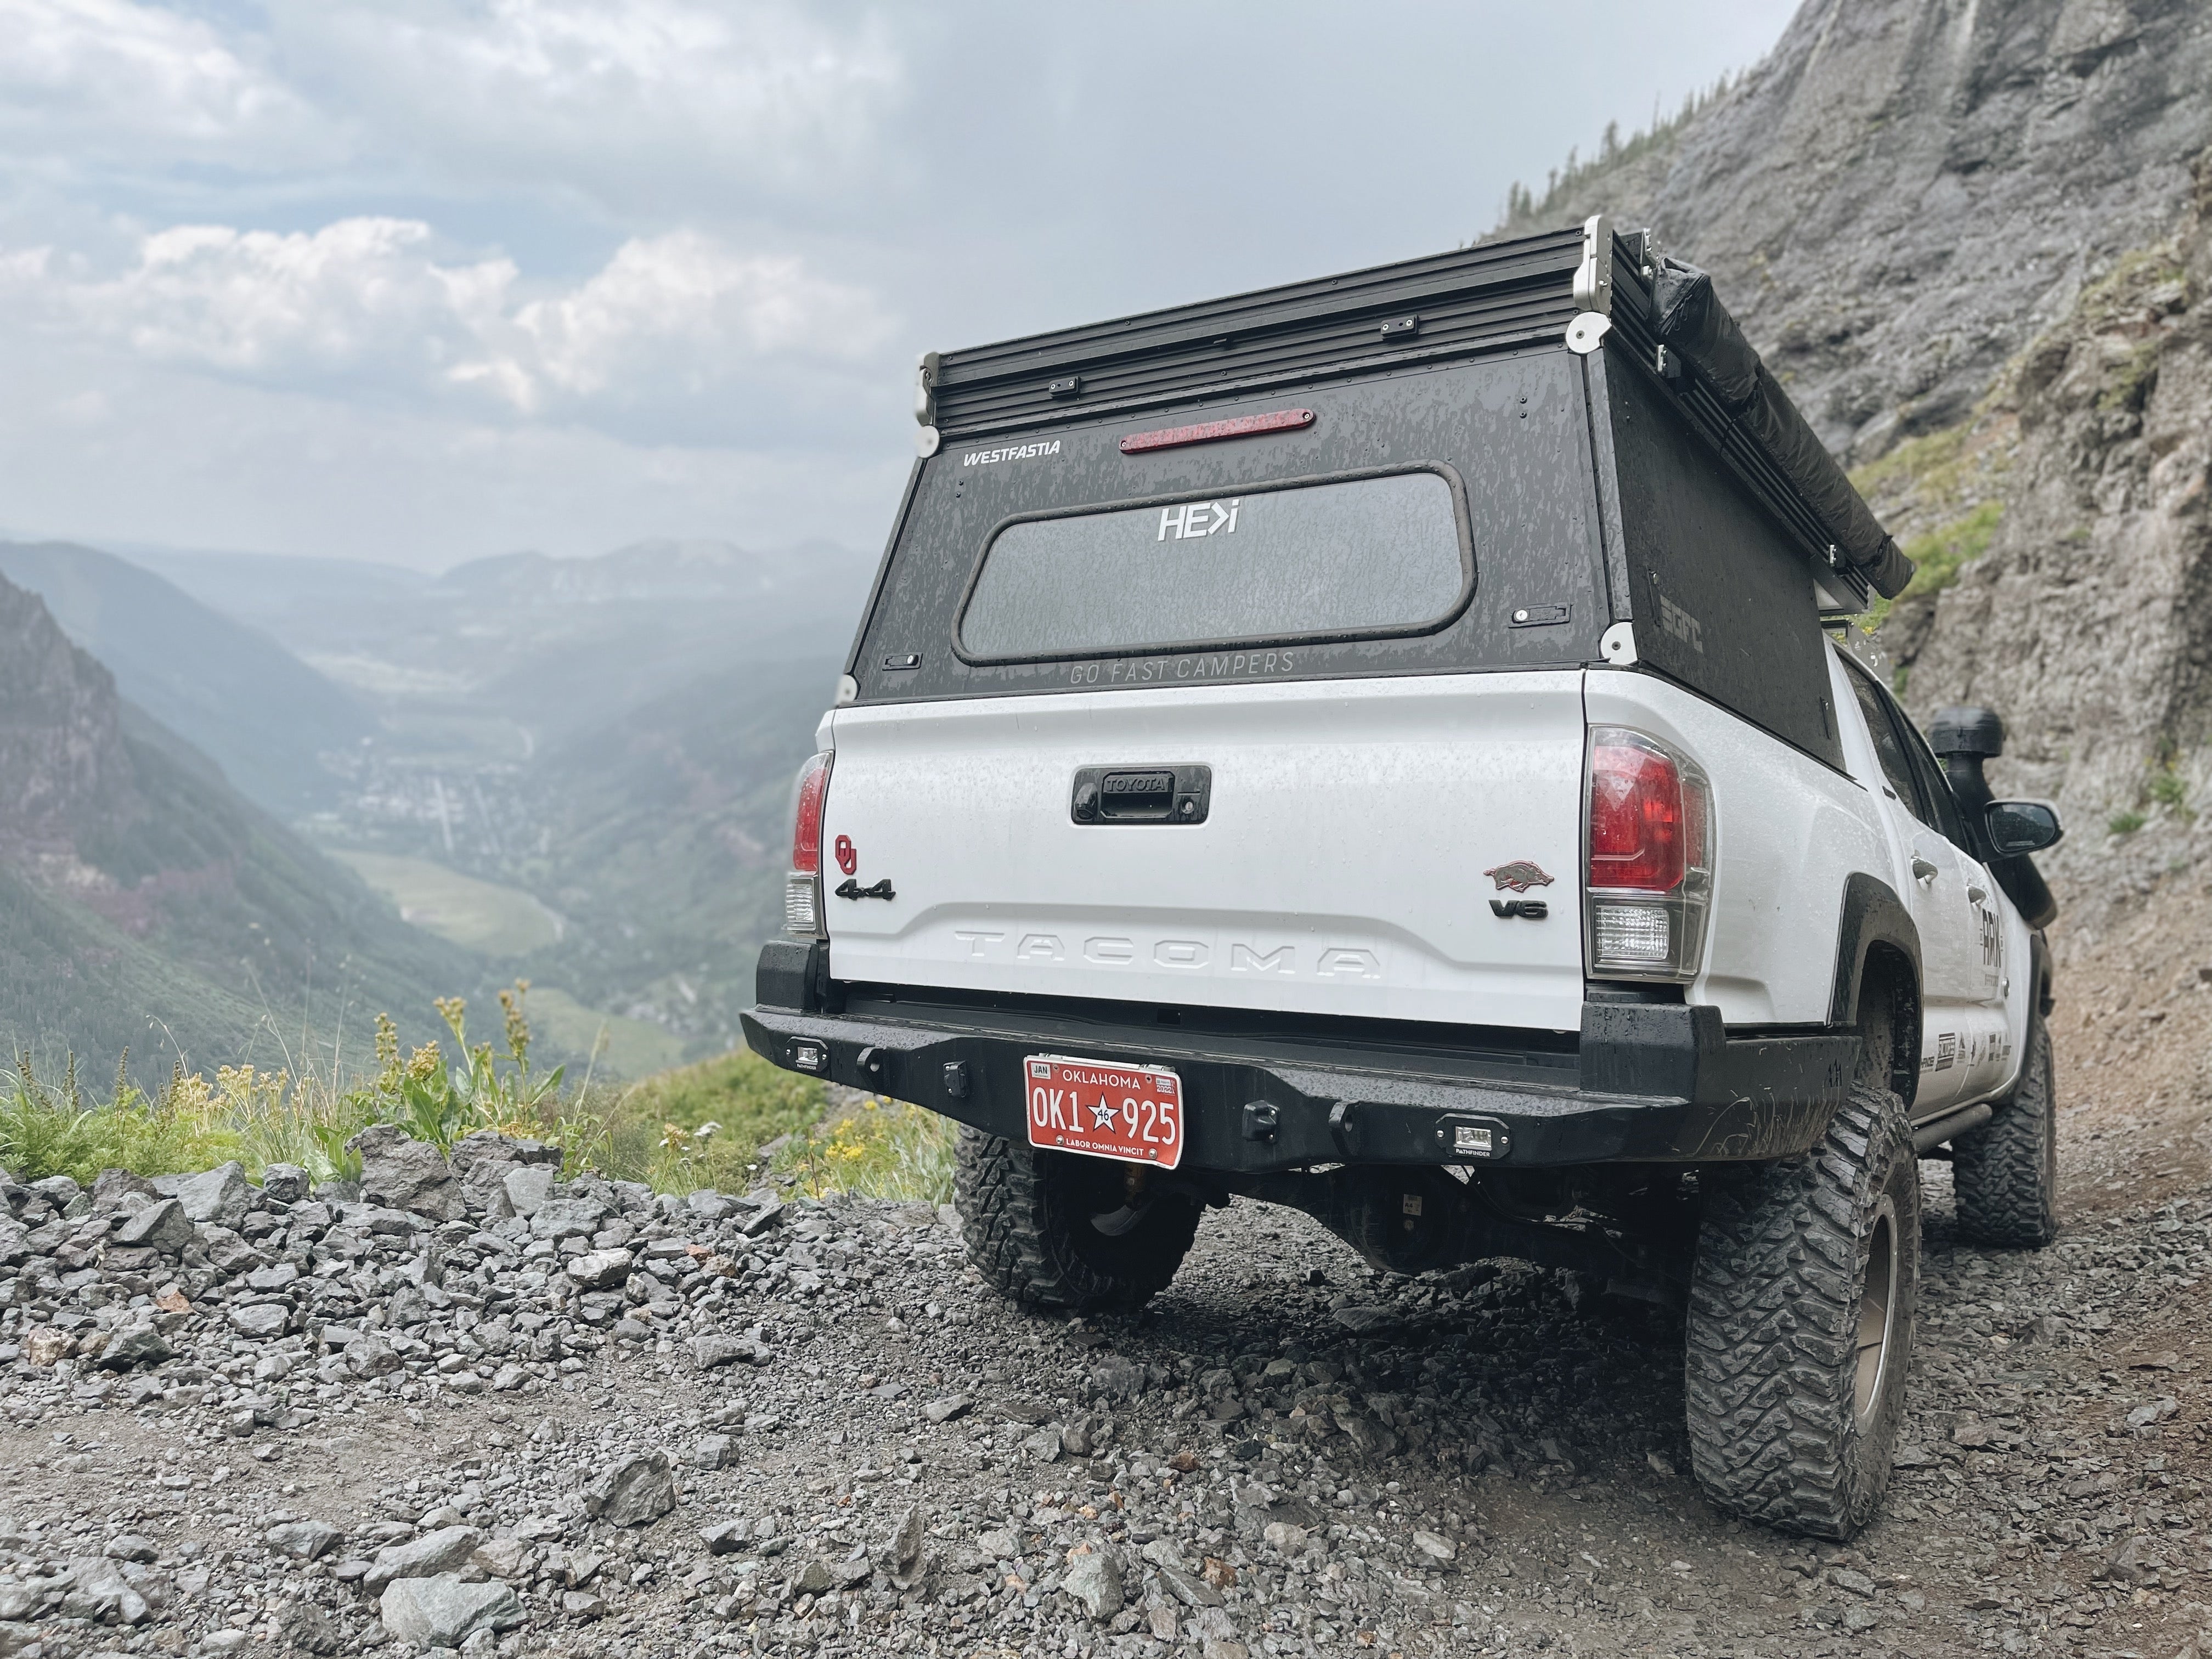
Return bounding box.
[1910,156,2211,866]
[0,571,468,1079]
[0,574,136,857]
[1499,0,2212,899]
[1502,0,2212,465]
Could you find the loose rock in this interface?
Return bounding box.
[172,1161,250,1226]
[583,1452,676,1527]
[1062,1542,1125,1621]
[379,1572,524,1648]
[363,1526,484,1592]
[266,1520,344,1561]
[347,1125,465,1222]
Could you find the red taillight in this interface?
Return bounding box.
[1588,734,1694,892]
[791,752,832,874]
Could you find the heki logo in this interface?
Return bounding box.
[1158,499,1241,540]
[1658,592,1704,653]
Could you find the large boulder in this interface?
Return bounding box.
[583,1453,676,1527]
[265,1521,343,1561]
[228,1304,289,1339]
[1062,1542,1125,1621]
[58,1556,150,1624]
[529,1196,606,1240]
[96,1318,173,1370]
[379,1573,523,1649]
[564,1249,633,1291]
[691,1331,769,1370]
[450,1130,561,1176]
[259,1164,312,1205]
[91,1168,161,1214]
[345,1126,463,1223]
[173,1162,250,1226]
[363,1526,483,1593]
[451,1131,560,1221]
[503,1164,557,1217]
[111,1198,193,1254]
[343,1338,403,1379]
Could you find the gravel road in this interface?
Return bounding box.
[1,1090,2207,1659]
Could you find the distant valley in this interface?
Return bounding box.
[0,570,472,1084]
[1,534,870,1077]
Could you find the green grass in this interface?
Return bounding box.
[1850,425,1975,505]
[1860,500,2005,630]
[0,1047,821,1199]
[564,1048,829,1195]
[0,989,958,1209]
[2072,250,2188,333]
[524,986,687,1080]
[1900,501,2005,598]
[0,1058,381,1189]
[331,850,561,956]
[772,1096,958,1206]
[2109,811,2147,836]
[2098,338,2162,415]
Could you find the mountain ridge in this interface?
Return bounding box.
[1495,0,2212,466]
[0,540,374,815]
[0,571,471,1082]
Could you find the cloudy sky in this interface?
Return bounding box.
[0,0,1797,569]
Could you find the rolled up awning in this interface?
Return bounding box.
[1649,259,1915,601]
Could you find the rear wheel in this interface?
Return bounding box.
[1684,1083,1920,1538]
[953,1128,1202,1311]
[1951,1012,2059,1248]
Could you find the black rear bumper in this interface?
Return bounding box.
[745,943,1858,1175]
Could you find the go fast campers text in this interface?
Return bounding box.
[1064,648,1297,686]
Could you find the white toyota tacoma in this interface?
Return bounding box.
[743,219,2066,1539]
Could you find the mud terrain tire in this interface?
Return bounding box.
[1684,1084,1920,1539]
[954,1128,1202,1312]
[1951,1012,2059,1248]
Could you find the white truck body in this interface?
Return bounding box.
[816,644,2033,1124]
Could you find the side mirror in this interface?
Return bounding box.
[1985,800,2063,857]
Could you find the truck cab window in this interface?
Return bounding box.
[1895,703,1974,851]
[1843,661,1927,821]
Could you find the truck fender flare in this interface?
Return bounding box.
[1826,872,1922,1030]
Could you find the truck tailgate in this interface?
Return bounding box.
[821,671,1586,1032]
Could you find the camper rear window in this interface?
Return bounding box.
[955,467,1470,663]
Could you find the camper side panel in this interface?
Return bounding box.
[1594,351,1847,772]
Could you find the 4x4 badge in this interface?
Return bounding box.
[1483,860,1555,893]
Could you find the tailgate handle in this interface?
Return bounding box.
[1071,764,1211,825]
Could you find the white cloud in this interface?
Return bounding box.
[270,0,905,208]
[494,232,887,403]
[78,218,506,377]
[0,0,313,157]
[3,216,893,426]
[0,326,913,565]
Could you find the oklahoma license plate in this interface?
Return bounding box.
[1022,1054,1185,1170]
